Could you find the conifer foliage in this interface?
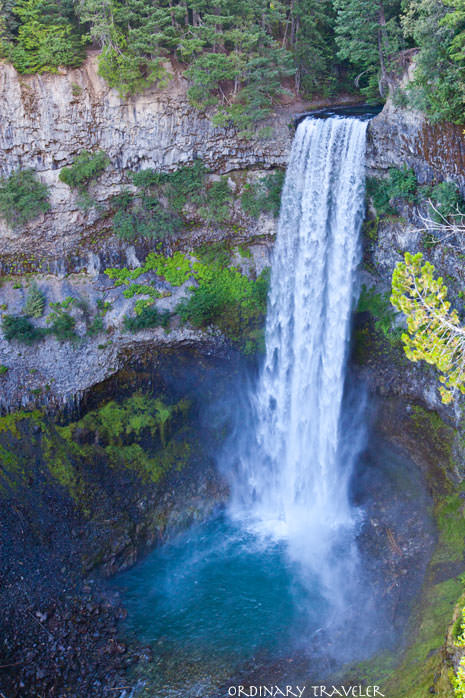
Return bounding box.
[391,251,465,404]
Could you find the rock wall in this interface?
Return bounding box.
[0,54,301,267]
[367,100,465,190]
[1,55,464,414]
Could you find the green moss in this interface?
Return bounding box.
[346,478,465,697]
[195,241,231,268]
[0,409,42,437]
[42,434,83,503]
[106,248,269,353]
[410,406,455,471]
[105,251,192,288]
[123,284,161,299]
[58,393,192,484]
[0,396,194,511]
[433,489,465,565]
[237,245,252,259]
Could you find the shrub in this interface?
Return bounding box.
[24,282,46,318]
[357,284,400,342]
[0,169,50,227]
[366,167,417,217]
[241,170,285,218]
[59,150,109,191]
[123,306,170,332]
[2,315,46,344]
[430,181,465,220]
[112,201,180,241]
[388,166,417,199]
[199,178,233,224]
[120,162,233,241]
[86,316,103,337]
[48,312,76,341]
[131,161,207,212]
[177,263,270,353]
[0,365,9,375]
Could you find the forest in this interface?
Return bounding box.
[1,0,465,130]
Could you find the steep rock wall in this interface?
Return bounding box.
[367,101,465,190]
[1,59,464,414]
[0,54,301,268]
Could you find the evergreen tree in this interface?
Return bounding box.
[401,0,465,123]
[391,251,465,404]
[1,0,85,72]
[333,0,403,96]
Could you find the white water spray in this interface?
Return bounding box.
[229,117,368,609]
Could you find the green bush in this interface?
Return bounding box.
[112,200,180,241]
[366,167,418,216]
[0,169,50,227]
[357,284,400,343]
[123,306,170,332]
[24,282,46,318]
[2,315,46,344]
[47,312,76,341]
[177,264,270,353]
[388,166,417,199]
[59,150,109,191]
[131,161,207,212]
[430,181,465,220]
[199,178,233,224]
[241,171,285,218]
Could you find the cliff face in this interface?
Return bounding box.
[367,100,465,190]
[0,58,464,414]
[0,54,300,269]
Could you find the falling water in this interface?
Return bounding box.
[229,116,368,611]
[115,116,433,688]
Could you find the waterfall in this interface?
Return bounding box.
[229,116,368,613]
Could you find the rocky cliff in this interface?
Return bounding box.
[2,58,464,413]
[0,54,300,271]
[2,58,465,698]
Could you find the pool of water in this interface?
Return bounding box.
[116,513,327,661]
[113,433,435,697]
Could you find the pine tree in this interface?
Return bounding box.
[333,0,403,96]
[391,251,465,404]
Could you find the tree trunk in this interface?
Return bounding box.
[377,2,388,96]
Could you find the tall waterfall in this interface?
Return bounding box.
[229,116,368,611]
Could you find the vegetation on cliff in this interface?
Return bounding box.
[2,1,465,126]
[105,247,270,354]
[391,252,465,404]
[0,168,50,227]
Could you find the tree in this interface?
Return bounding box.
[333,0,403,96]
[400,0,465,123]
[391,251,465,404]
[1,0,85,73]
[289,0,337,94]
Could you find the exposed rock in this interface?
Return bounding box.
[367,100,465,191]
[0,54,299,266]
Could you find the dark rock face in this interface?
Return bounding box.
[367,102,465,190]
[0,349,235,697]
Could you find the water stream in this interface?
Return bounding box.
[114,116,434,696]
[228,117,367,615]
